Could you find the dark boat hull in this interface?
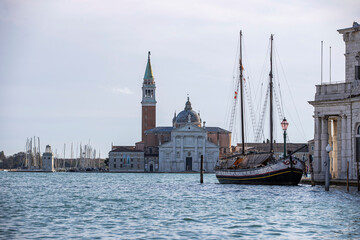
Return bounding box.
[216,168,303,185]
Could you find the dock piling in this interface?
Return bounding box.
[347,161,349,192]
[200,155,203,184]
[325,144,331,191]
[309,154,315,186]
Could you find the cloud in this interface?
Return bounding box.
[112,87,133,95]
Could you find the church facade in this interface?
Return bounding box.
[158,123,220,172]
[143,96,230,173]
[309,22,360,182]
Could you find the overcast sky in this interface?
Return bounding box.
[0,0,359,158]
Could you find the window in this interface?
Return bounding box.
[131,164,133,168]
[120,164,122,168]
[137,164,140,168]
[356,66,360,80]
[356,125,360,163]
[114,163,116,168]
[131,158,133,162]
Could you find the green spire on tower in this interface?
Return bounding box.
[144,51,154,80]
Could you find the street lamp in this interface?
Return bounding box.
[281,118,289,158]
[325,143,332,191]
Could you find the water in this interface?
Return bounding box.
[0,172,359,239]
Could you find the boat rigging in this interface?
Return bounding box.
[216,32,305,185]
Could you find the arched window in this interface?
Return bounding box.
[357,125,360,135]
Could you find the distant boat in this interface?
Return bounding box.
[215,32,304,185]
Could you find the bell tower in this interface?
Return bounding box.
[141,51,156,142]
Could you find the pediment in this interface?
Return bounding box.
[172,123,206,133]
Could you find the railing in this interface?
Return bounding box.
[314,81,360,101]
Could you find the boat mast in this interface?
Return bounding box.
[239,31,245,155]
[269,34,274,153]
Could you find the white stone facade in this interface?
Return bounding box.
[309,22,360,181]
[159,123,219,173]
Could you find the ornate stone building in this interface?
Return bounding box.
[143,97,231,173]
[158,123,220,173]
[309,22,360,181]
[110,52,232,172]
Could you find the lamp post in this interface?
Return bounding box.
[325,143,332,191]
[281,118,289,158]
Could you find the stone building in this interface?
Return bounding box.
[42,145,54,172]
[108,146,144,172]
[309,22,360,181]
[157,123,223,172]
[143,97,231,173]
[110,51,232,172]
[143,96,231,173]
[137,52,231,173]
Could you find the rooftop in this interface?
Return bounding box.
[144,126,231,134]
[110,146,143,153]
[144,51,154,80]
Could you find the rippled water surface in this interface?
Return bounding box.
[1,172,359,239]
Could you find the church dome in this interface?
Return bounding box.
[175,97,201,127]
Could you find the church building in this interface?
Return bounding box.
[110,51,232,172]
[309,22,360,182]
[136,51,231,173]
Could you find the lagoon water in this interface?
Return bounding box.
[1,172,359,239]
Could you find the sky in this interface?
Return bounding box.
[0,0,359,158]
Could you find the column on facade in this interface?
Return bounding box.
[180,136,184,171]
[328,119,333,175]
[320,116,329,179]
[203,136,206,171]
[332,118,338,179]
[340,114,347,178]
[346,115,353,178]
[172,136,176,172]
[195,136,198,171]
[314,115,322,174]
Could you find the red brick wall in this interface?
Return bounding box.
[142,106,156,142]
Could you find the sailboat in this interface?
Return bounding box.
[215,32,305,185]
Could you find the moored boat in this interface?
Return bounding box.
[216,153,304,185]
[215,32,304,185]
